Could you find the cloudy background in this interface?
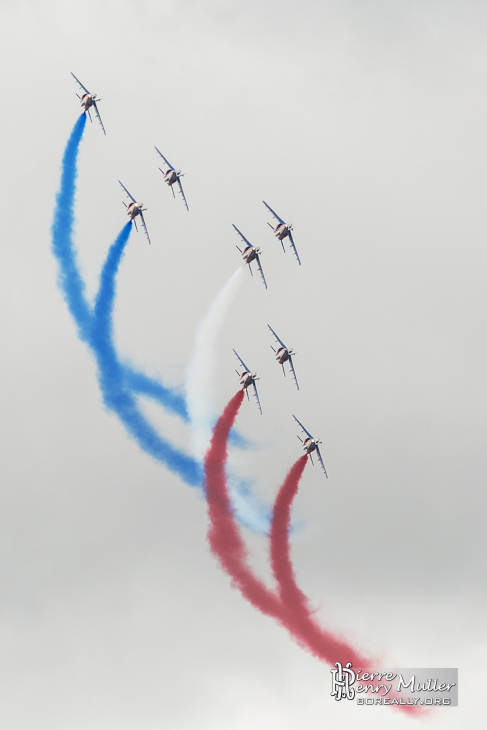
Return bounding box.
[0,0,485,726]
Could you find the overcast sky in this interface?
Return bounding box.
[0,0,486,727]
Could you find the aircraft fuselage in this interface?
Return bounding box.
[274,223,290,240]
[164,170,178,186]
[242,246,257,264]
[127,202,143,220]
[239,372,253,389]
[303,438,317,455]
[80,93,94,111]
[275,347,289,364]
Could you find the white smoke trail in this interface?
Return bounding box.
[186,266,244,462]
[186,266,271,532]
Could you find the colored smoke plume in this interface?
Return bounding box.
[51,113,91,341]
[186,267,244,462]
[205,392,424,716]
[186,267,270,531]
[90,223,201,486]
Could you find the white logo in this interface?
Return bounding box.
[331,662,356,701]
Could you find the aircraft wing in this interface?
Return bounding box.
[92,101,106,135]
[288,355,299,391]
[263,200,285,225]
[177,178,189,211]
[288,230,301,266]
[252,382,262,415]
[315,445,328,478]
[233,349,251,374]
[71,72,91,95]
[232,225,253,249]
[267,324,287,350]
[254,252,267,289]
[139,212,151,245]
[293,415,313,440]
[154,147,175,171]
[119,181,136,204]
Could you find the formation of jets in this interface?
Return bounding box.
[71,76,302,266]
[71,73,326,477]
[232,203,300,286]
[71,74,189,245]
[233,329,327,476]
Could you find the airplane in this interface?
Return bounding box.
[119,181,151,245]
[154,147,189,211]
[263,201,301,265]
[232,225,267,289]
[71,73,106,135]
[293,415,327,477]
[233,349,262,414]
[267,325,299,390]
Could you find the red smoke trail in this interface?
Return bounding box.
[270,457,425,716]
[205,393,426,716]
[205,391,285,622]
[205,392,367,659]
[270,456,376,667]
[270,456,310,613]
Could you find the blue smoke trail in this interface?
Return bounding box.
[51,113,91,342]
[123,366,188,418]
[91,223,201,485]
[50,114,189,420]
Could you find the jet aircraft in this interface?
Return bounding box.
[233,349,262,414]
[268,325,299,390]
[263,201,301,265]
[232,225,267,289]
[154,147,189,211]
[293,415,327,476]
[71,73,106,135]
[119,181,151,245]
